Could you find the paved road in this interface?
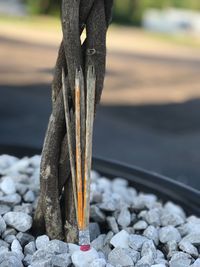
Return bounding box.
[1,29,200,190]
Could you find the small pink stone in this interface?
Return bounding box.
[80,244,91,251]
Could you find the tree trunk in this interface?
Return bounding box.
[33,0,113,243]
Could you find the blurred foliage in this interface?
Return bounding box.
[24,0,60,15]
[113,0,200,25]
[24,0,200,25]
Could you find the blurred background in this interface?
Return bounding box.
[1,0,200,189]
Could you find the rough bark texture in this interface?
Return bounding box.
[33,0,113,242]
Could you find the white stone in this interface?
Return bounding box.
[128,234,148,251]
[72,247,99,267]
[143,225,159,245]
[89,258,106,267]
[169,252,191,267]
[0,177,16,195]
[117,208,131,228]
[151,264,166,267]
[181,233,200,245]
[11,239,24,260]
[68,243,80,255]
[159,226,181,243]
[11,239,22,251]
[24,241,36,255]
[110,230,129,248]
[179,241,198,257]
[35,235,49,250]
[0,215,6,234]
[191,259,200,267]
[3,212,32,232]
[164,202,186,219]
[133,220,148,230]
[108,247,134,266]
[1,157,29,177]
[23,190,35,203]
[0,155,18,172]
[0,193,21,205]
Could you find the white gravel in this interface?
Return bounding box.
[0,154,200,267]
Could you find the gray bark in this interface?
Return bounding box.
[33,0,113,242]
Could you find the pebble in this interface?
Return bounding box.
[110,230,129,248]
[129,234,148,251]
[0,246,9,253]
[90,205,106,223]
[31,249,53,266]
[135,254,154,266]
[99,193,121,212]
[23,190,35,203]
[2,227,17,238]
[72,247,99,267]
[13,203,33,214]
[169,252,191,267]
[11,239,22,251]
[0,177,16,195]
[161,212,185,227]
[164,202,186,219]
[0,251,23,267]
[0,239,9,248]
[181,233,200,245]
[117,207,131,228]
[0,204,11,215]
[166,240,178,258]
[3,212,32,232]
[179,241,198,258]
[106,216,119,234]
[89,223,101,242]
[23,254,32,266]
[0,193,21,205]
[141,240,157,259]
[0,155,18,172]
[15,183,28,195]
[91,235,106,251]
[159,226,181,243]
[24,241,36,255]
[0,155,200,266]
[151,265,166,267]
[190,259,200,267]
[89,258,107,267]
[133,220,148,230]
[108,247,134,266]
[145,208,161,227]
[68,243,79,255]
[104,231,114,246]
[16,232,35,246]
[0,215,6,234]
[143,226,159,246]
[45,239,69,254]
[11,239,24,260]
[35,235,49,250]
[51,253,71,267]
[4,234,16,244]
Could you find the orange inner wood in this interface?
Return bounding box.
[75,87,84,230]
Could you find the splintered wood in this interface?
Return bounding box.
[62,66,96,248]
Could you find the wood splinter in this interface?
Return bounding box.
[62,66,96,250]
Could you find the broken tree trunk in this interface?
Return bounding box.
[33,0,113,242]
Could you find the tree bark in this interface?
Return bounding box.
[33,0,113,242]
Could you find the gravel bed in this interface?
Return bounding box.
[0,154,200,267]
